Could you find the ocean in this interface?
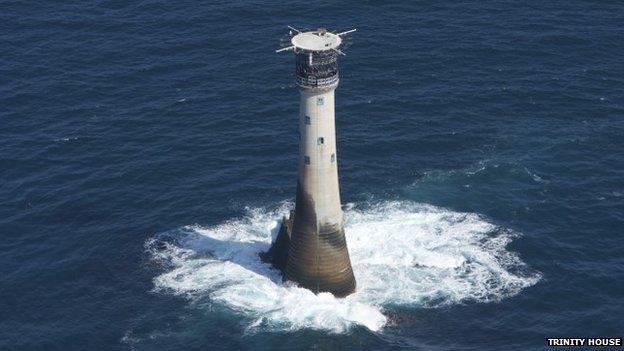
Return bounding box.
[1,1,623,350]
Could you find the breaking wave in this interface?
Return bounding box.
[146,201,540,333]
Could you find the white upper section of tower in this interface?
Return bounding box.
[291,30,342,51]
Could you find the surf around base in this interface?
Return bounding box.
[147,200,540,333]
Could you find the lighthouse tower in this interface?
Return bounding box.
[262,27,357,297]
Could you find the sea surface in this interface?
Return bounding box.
[1,1,623,350]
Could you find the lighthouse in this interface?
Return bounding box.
[261,27,357,297]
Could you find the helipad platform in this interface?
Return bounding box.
[291,30,342,51]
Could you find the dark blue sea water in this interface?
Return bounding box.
[2,1,623,350]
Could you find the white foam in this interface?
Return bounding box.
[147,201,540,333]
[53,136,79,142]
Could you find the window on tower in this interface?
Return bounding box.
[331,153,335,163]
[304,116,311,124]
[304,156,310,165]
[316,97,324,106]
[317,137,324,145]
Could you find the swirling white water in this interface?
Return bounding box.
[147,201,540,333]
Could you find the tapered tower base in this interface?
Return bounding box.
[261,207,356,298]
